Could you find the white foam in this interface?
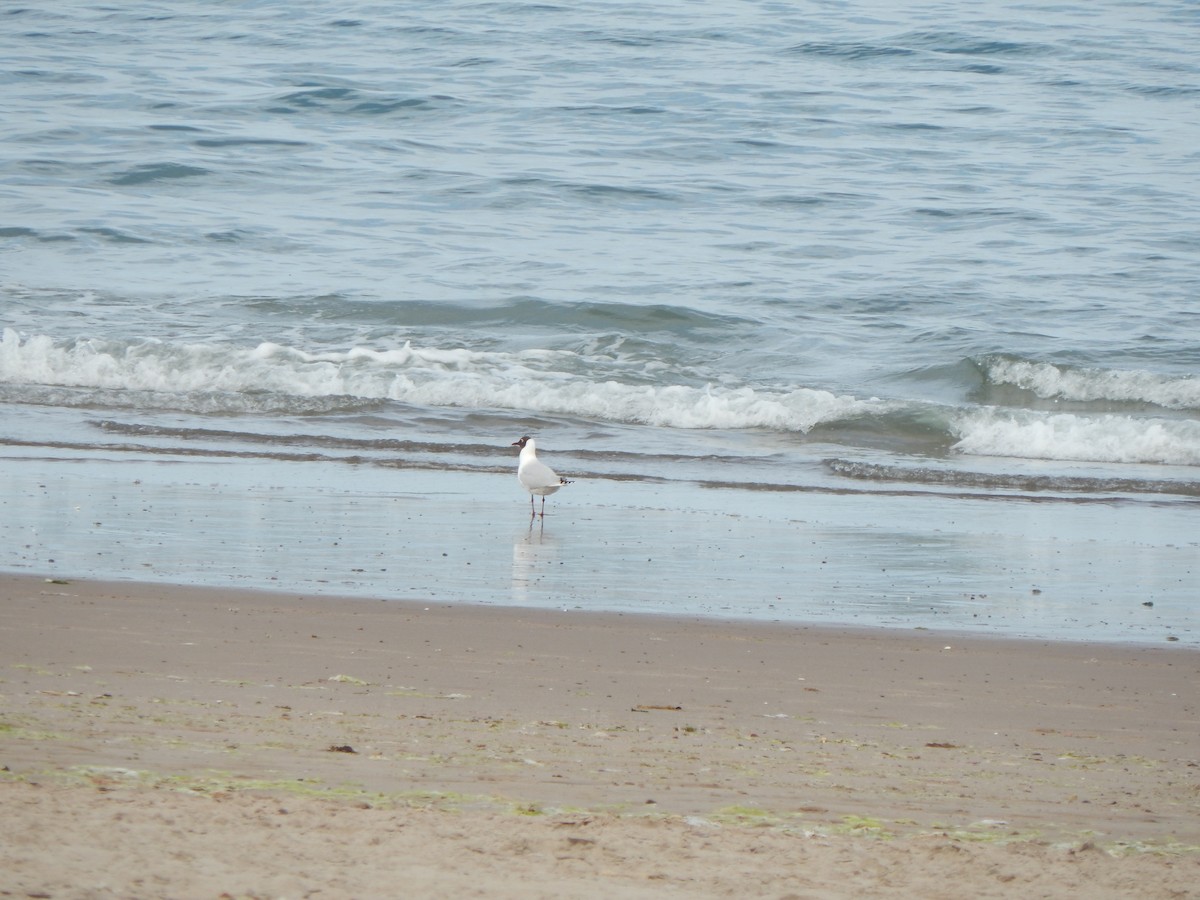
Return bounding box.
[952,408,1200,466]
[984,357,1200,410]
[0,329,878,431]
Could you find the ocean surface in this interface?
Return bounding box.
[2,1,1197,644]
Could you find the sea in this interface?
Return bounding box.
[2,1,1197,644]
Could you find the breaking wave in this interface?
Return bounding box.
[4,330,1198,467]
[0,329,883,431]
[979,355,1200,411]
[951,408,1200,467]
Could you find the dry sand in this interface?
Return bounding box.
[1,573,1197,898]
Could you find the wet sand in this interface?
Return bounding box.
[1,574,1197,897]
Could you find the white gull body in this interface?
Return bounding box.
[512,435,570,517]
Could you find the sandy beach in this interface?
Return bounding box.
[1,573,1197,898]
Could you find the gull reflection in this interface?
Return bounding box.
[511,518,559,605]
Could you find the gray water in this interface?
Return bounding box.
[2,1,1197,643]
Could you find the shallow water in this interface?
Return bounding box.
[1,450,1193,645]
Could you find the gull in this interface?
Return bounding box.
[512,435,571,517]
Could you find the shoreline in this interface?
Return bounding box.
[5,567,1189,652]
[2,573,1197,896]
